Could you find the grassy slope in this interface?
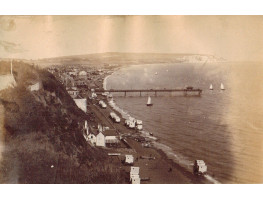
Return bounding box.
[0,61,125,183]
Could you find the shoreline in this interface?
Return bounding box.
[94,65,210,184]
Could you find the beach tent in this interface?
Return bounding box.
[131,177,140,184]
[130,167,140,175]
[125,155,134,165]
[130,167,140,184]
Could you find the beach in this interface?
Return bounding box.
[88,66,208,184]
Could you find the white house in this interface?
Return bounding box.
[79,71,87,76]
[68,71,77,76]
[28,81,42,91]
[74,98,87,113]
[96,132,105,147]
[87,133,97,145]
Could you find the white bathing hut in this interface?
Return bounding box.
[131,177,141,184]
[136,119,143,130]
[193,160,207,175]
[130,166,140,184]
[125,155,134,165]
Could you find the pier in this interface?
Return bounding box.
[95,88,202,96]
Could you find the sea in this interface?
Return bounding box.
[104,62,263,184]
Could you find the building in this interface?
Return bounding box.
[125,155,134,165]
[79,70,87,76]
[27,81,42,91]
[67,88,79,98]
[96,132,105,147]
[130,167,140,184]
[84,125,119,147]
[130,166,139,175]
[87,132,97,145]
[104,130,119,146]
[74,98,87,113]
[68,71,77,76]
[131,177,140,184]
[75,79,87,87]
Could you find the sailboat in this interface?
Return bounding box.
[146,96,153,106]
[209,84,213,90]
[220,83,225,90]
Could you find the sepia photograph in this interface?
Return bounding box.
[0,12,263,187]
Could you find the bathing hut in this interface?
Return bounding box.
[125,155,134,165]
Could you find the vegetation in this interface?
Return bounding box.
[0,61,125,183]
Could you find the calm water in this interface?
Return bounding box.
[105,62,263,183]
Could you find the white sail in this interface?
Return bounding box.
[220,83,225,90]
[147,96,152,105]
[209,84,213,90]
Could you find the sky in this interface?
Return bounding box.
[0,15,263,61]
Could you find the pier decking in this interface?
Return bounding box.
[95,88,202,96]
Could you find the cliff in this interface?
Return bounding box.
[0,61,124,183]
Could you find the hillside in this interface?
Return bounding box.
[34,52,225,67]
[0,61,125,183]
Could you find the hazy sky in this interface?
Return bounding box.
[0,15,263,61]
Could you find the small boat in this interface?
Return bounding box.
[209,84,213,90]
[220,83,225,90]
[146,96,153,106]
